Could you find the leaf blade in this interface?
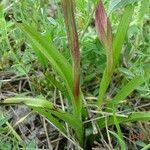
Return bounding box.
[108,0,142,14]
[61,0,82,117]
[16,23,77,112]
[98,111,150,128]
[107,66,150,109]
[113,5,134,68]
[95,0,113,106]
[1,97,83,145]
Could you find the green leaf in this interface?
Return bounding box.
[109,130,126,150]
[17,22,73,91]
[16,23,78,113]
[97,69,111,106]
[32,107,67,134]
[112,111,124,142]
[141,144,150,150]
[1,97,83,145]
[97,4,134,107]
[108,0,142,14]
[31,31,52,66]
[107,65,150,109]
[98,111,150,128]
[0,110,8,127]
[31,42,49,66]
[113,5,134,68]
[137,0,150,25]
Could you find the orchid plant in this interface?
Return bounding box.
[0,0,150,149]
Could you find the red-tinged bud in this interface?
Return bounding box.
[95,0,112,50]
[95,0,113,76]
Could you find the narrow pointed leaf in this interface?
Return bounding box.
[95,0,113,106]
[109,131,126,150]
[107,65,150,109]
[33,108,67,134]
[1,98,81,129]
[0,97,83,145]
[113,5,134,68]
[97,69,111,106]
[31,42,49,66]
[141,144,150,150]
[61,0,81,117]
[17,23,73,86]
[137,0,150,25]
[0,98,66,135]
[16,23,76,108]
[98,112,150,128]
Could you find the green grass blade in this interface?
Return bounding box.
[0,110,8,127]
[107,66,150,109]
[6,122,22,142]
[1,97,83,145]
[49,109,83,146]
[31,107,67,134]
[31,41,49,66]
[141,144,150,150]
[98,111,150,128]
[1,97,53,108]
[2,98,81,129]
[109,130,126,150]
[31,107,81,148]
[0,109,22,142]
[113,5,134,68]
[113,110,124,142]
[137,0,150,25]
[97,70,111,106]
